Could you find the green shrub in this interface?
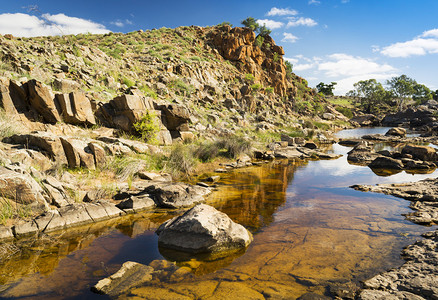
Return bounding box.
[335,106,353,118]
[122,77,136,88]
[139,85,158,99]
[169,79,194,96]
[254,35,264,48]
[133,112,159,142]
[251,83,262,91]
[216,136,252,159]
[265,86,274,94]
[166,144,197,178]
[244,73,255,83]
[195,141,220,162]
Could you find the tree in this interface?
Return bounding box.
[316,82,337,96]
[284,61,293,78]
[412,83,432,104]
[258,24,272,37]
[241,17,259,32]
[387,75,416,111]
[349,79,390,113]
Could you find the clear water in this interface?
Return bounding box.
[0,128,435,299]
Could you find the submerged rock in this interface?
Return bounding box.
[156,204,253,254]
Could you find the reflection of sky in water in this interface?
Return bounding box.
[293,143,438,189]
[335,127,421,139]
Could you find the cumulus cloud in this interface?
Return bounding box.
[257,19,284,30]
[287,17,318,27]
[381,28,438,57]
[266,7,298,16]
[318,53,396,77]
[290,53,397,94]
[282,33,299,43]
[317,53,397,93]
[0,13,110,37]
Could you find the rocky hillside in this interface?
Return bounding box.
[0,25,350,232]
[0,25,345,136]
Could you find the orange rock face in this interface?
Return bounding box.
[208,26,288,96]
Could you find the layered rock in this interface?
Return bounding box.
[156,204,253,254]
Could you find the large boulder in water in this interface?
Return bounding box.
[385,127,406,137]
[402,144,438,161]
[156,204,253,254]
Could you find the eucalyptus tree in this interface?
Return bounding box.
[387,75,416,111]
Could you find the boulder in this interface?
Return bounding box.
[158,103,191,131]
[402,144,438,161]
[0,166,48,207]
[350,114,377,126]
[88,142,106,167]
[385,127,406,137]
[25,79,61,123]
[156,204,253,253]
[56,91,96,125]
[347,143,381,165]
[369,156,404,170]
[60,138,95,169]
[145,182,210,208]
[5,132,67,164]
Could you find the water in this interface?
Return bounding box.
[0,128,435,299]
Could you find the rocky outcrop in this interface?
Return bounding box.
[208,26,288,96]
[156,204,253,253]
[368,156,404,170]
[359,230,438,300]
[382,106,436,128]
[56,91,95,126]
[25,79,61,124]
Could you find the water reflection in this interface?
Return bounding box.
[0,128,435,299]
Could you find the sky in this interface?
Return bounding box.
[1,0,438,95]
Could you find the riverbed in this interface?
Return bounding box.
[0,128,435,299]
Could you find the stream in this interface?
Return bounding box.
[0,127,436,299]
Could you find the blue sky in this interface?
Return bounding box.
[1,0,438,94]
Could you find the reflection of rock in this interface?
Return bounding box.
[159,247,246,276]
[92,261,154,296]
[156,204,252,254]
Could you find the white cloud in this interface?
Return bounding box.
[110,19,134,28]
[266,7,298,16]
[282,33,299,43]
[291,53,397,94]
[380,28,438,58]
[308,0,321,5]
[111,21,124,27]
[287,17,318,27]
[0,13,109,37]
[381,38,438,58]
[294,63,315,71]
[257,19,284,30]
[284,57,298,64]
[317,53,397,93]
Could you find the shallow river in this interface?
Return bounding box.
[0,128,436,299]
